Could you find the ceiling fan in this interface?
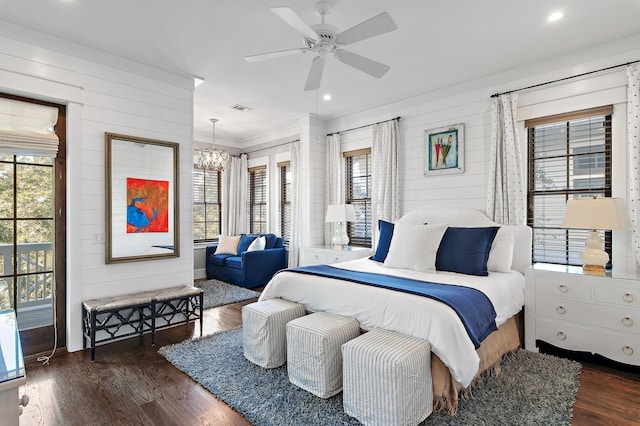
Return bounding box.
[244,1,398,91]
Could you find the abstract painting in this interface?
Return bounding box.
[424,123,464,175]
[126,177,169,233]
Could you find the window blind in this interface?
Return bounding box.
[345,149,372,247]
[527,106,612,266]
[193,166,221,241]
[0,97,59,157]
[249,166,267,234]
[278,161,291,245]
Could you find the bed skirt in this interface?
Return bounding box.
[431,314,521,415]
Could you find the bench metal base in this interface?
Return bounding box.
[82,291,203,361]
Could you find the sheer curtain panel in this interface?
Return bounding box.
[222,153,248,236]
[628,65,640,266]
[288,142,301,267]
[486,94,526,225]
[325,134,342,245]
[372,120,399,246]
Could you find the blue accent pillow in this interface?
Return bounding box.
[371,220,395,262]
[264,234,277,249]
[237,235,258,254]
[435,227,499,276]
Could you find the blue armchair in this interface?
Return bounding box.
[205,233,287,289]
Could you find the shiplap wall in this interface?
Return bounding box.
[0,24,195,352]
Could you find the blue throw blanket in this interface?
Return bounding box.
[285,265,497,348]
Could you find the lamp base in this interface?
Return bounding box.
[582,264,606,276]
[331,222,349,249]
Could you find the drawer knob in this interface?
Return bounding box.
[623,293,635,303]
[622,345,634,356]
[556,306,566,315]
[622,317,634,327]
[557,331,567,340]
[558,284,569,293]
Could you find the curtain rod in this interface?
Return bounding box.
[326,116,401,137]
[241,139,299,156]
[491,59,640,98]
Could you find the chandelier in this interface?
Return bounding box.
[197,118,230,171]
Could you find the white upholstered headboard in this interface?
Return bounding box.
[397,208,532,274]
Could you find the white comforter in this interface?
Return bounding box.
[259,257,525,387]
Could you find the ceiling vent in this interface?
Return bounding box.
[231,104,252,112]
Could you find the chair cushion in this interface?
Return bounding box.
[208,254,232,267]
[225,256,242,269]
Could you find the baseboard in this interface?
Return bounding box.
[194,268,207,280]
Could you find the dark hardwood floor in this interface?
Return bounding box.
[20,297,640,425]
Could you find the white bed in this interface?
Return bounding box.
[259,208,532,412]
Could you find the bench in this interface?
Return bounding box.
[82,285,203,361]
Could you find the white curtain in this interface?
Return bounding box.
[628,64,640,266]
[325,133,342,244]
[288,141,301,267]
[221,153,248,235]
[0,97,59,157]
[372,119,400,245]
[486,93,526,225]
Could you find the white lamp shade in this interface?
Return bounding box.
[325,204,357,223]
[562,197,631,230]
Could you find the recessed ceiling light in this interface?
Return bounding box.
[547,11,564,22]
[323,94,332,101]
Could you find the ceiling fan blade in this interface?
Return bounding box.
[271,7,318,40]
[304,56,325,91]
[335,12,397,45]
[244,48,307,63]
[334,49,390,79]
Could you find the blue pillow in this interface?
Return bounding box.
[264,234,277,249]
[237,234,258,253]
[435,227,499,276]
[371,220,395,262]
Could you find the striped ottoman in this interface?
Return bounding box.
[286,312,360,398]
[242,298,306,368]
[342,329,432,426]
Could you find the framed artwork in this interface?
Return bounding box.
[424,123,464,175]
[105,132,180,263]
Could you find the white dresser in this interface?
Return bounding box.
[525,263,640,366]
[0,310,28,425]
[300,245,371,266]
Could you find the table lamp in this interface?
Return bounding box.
[561,197,630,273]
[325,204,357,248]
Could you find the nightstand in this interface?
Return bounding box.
[300,245,372,266]
[525,263,640,366]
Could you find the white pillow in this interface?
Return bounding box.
[383,223,448,273]
[214,235,241,255]
[247,235,266,252]
[487,228,515,272]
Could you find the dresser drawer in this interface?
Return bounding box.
[535,295,640,334]
[535,274,591,300]
[536,318,640,366]
[594,281,640,309]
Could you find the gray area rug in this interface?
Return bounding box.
[159,327,581,425]
[195,279,260,309]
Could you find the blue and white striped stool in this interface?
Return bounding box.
[286,312,360,398]
[342,328,432,426]
[242,298,306,368]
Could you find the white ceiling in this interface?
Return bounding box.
[1,0,640,146]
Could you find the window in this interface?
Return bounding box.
[193,166,221,241]
[344,149,372,247]
[526,105,612,266]
[248,165,267,234]
[278,161,291,245]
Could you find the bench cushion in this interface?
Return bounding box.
[83,285,201,312]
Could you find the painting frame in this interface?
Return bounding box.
[424,123,464,176]
[105,132,180,264]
